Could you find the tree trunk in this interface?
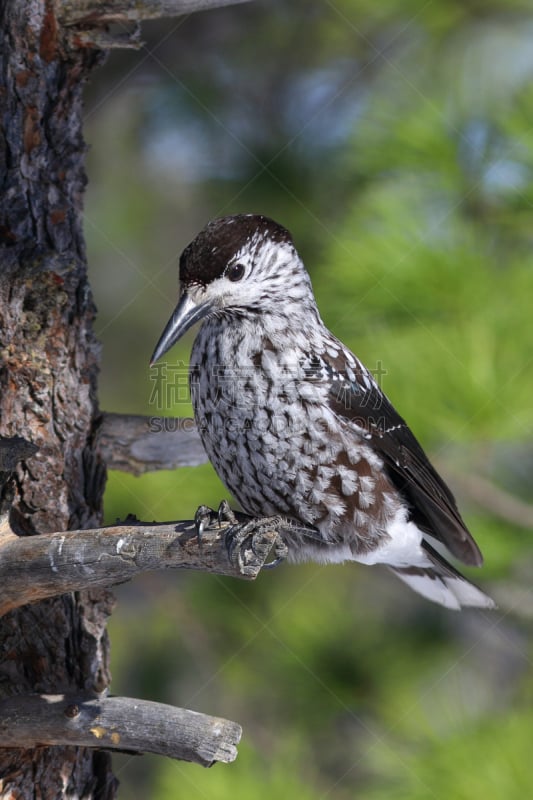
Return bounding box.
[0,2,116,797]
[0,0,256,794]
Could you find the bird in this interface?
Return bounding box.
[150,214,495,611]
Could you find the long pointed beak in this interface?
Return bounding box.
[150,292,211,365]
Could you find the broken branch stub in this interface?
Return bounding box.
[0,693,241,766]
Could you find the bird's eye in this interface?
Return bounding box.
[225,262,245,282]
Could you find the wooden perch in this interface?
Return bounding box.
[0,692,241,766]
[96,412,208,475]
[0,509,288,617]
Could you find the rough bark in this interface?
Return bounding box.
[0,0,259,795]
[0,2,116,796]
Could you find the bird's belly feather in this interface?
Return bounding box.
[192,347,403,558]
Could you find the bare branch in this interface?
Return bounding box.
[461,473,533,529]
[57,0,252,49]
[437,463,533,530]
[59,0,252,23]
[0,510,287,617]
[96,412,208,475]
[0,693,241,766]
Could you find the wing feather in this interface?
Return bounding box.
[320,351,483,567]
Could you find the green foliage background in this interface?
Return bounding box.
[84,1,533,797]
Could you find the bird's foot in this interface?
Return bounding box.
[226,515,288,572]
[194,503,289,571]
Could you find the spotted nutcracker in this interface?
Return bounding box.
[151,214,494,610]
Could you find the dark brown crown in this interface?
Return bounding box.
[179,214,293,288]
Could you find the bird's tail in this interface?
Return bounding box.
[389,541,496,610]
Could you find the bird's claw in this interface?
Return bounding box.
[261,538,288,569]
[217,499,237,527]
[225,520,255,566]
[194,500,238,545]
[194,504,214,544]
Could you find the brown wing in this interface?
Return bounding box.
[322,355,483,567]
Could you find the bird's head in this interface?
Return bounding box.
[150,214,314,364]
